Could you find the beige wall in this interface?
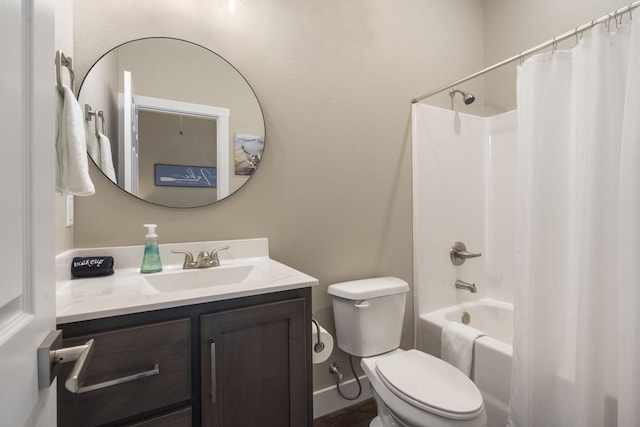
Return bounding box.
[55,0,74,254]
[64,0,632,397]
[71,0,484,390]
[482,0,631,114]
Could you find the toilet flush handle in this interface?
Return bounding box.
[354,300,370,309]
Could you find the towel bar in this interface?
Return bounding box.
[85,104,106,136]
[55,50,75,95]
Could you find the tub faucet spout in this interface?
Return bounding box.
[455,279,477,293]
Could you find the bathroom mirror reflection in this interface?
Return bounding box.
[78,37,265,208]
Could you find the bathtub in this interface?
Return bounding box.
[417,299,513,427]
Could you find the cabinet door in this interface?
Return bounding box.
[201,298,308,426]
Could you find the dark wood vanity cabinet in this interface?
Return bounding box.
[57,288,312,427]
[201,298,307,426]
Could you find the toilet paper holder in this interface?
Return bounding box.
[311,318,325,353]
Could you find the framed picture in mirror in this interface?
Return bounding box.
[154,164,217,188]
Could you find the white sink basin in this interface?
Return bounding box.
[56,238,319,323]
[144,264,254,292]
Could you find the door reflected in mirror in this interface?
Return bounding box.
[78,37,265,208]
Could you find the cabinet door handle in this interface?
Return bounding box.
[211,342,217,403]
[74,363,160,394]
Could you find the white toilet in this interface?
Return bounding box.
[328,277,487,427]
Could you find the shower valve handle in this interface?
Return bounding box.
[450,241,482,265]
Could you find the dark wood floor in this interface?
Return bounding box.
[313,398,377,427]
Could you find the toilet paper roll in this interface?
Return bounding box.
[311,323,334,364]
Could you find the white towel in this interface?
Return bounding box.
[55,85,95,196]
[98,132,117,184]
[85,122,100,165]
[441,322,485,377]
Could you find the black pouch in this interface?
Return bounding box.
[71,256,115,278]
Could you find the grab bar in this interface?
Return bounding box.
[55,50,75,95]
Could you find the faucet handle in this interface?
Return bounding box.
[208,246,230,267]
[450,241,482,265]
[171,250,196,269]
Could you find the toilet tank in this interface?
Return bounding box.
[328,277,409,357]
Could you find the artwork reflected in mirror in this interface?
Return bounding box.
[234,134,264,176]
[78,37,265,208]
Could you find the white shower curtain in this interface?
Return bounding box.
[509,19,640,427]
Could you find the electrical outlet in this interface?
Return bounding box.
[65,195,74,227]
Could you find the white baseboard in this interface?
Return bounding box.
[313,375,373,419]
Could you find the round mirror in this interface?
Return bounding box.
[78,37,265,208]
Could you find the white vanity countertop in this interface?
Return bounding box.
[56,238,318,324]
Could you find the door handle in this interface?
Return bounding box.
[37,330,94,393]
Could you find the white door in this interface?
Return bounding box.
[122,70,139,196]
[0,0,57,425]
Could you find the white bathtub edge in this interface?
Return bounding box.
[417,298,513,427]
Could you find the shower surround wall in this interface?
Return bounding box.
[412,103,517,326]
[412,104,517,427]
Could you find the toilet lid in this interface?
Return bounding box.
[375,349,484,420]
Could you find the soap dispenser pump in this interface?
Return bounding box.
[141,224,162,273]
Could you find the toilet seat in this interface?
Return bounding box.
[375,349,484,421]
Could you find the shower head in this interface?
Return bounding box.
[449,88,476,105]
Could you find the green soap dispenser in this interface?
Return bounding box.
[141,224,163,273]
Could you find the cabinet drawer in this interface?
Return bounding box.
[57,318,191,426]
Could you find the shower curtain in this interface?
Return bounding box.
[509,19,640,427]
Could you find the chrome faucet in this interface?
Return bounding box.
[455,279,477,293]
[172,246,230,269]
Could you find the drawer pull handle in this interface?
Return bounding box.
[74,363,161,394]
[211,342,217,403]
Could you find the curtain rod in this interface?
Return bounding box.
[411,1,640,104]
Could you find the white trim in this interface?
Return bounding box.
[135,95,231,199]
[122,72,136,194]
[135,95,230,119]
[313,375,373,419]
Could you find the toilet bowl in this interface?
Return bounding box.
[328,277,487,427]
[362,350,486,427]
